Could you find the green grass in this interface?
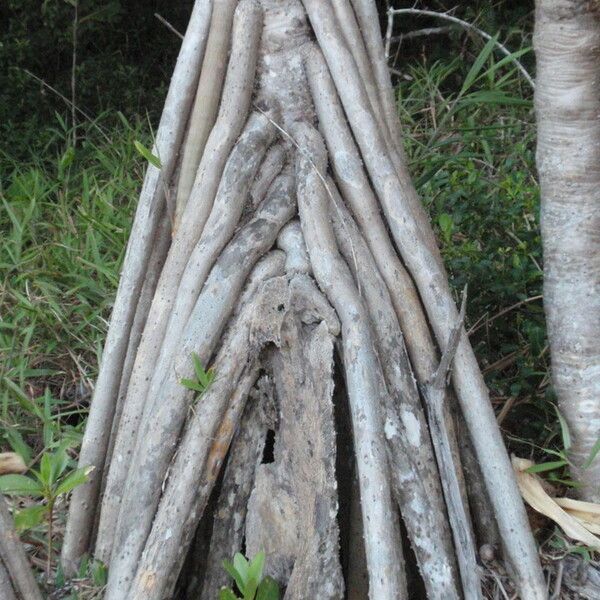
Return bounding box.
[0,113,149,456]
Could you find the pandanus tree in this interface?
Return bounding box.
[33,0,556,598]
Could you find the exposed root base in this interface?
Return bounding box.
[53,1,547,599]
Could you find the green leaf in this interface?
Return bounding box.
[438,213,453,242]
[479,47,532,82]
[256,577,280,600]
[233,553,250,589]
[50,448,71,482]
[248,551,265,586]
[223,560,245,595]
[180,379,205,393]
[55,562,65,588]
[14,505,47,532]
[4,429,33,465]
[219,587,239,600]
[460,34,499,95]
[244,578,259,600]
[90,559,108,586]
[555,407,572,451]
[0,474,44,496]
[134,141,161,169]
[583,437,600,469]
[192,352,203,381]
[55,466,93,497]
[39,453,53,486]
[525,460,568,474]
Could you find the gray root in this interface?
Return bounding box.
[301,13,545,597]
[59,2,552,598]
[61,0,213,572]
[175,0,237,225]
[534,0,600,501]
[329,183,461,599]
[0,497,43,600]
[421,294,483,600]
[294,120,407,600]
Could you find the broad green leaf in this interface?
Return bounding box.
[50,448,71,482]
[244,577,259,600]
[219,588,239,600]
[39,453,53,486]
[460,34,499,95]
[257,577,280,600]
[134,141,161,169]
[55,466,93,497]
[248,551,265,586]
[524,460,567,474]
[233,553,250,589]
[180,379,205,393]
[223,560,245,594]
[0,474,44,496]
[14,505,46,531]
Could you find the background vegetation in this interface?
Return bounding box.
[1,0,568,591]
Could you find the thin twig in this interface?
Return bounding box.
[434,285,468,388]
[155,13,184,40]
[393,26,455,42]
[468,294,543,336]
[21,69,112,144]
[387,8,535,88]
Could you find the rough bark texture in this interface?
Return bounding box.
[0,497,43,600]
[534,0,600,501]
[54,1,550,599]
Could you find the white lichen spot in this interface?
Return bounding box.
[400,408,421,447]
[384,417,399,440]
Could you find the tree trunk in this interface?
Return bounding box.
[56,1,548,598]
[534,0,600,501]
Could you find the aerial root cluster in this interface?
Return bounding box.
[51,1,549,599]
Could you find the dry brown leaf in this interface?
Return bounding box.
[0,452,27,475]
[512,455,600,550]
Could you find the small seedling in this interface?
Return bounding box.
[0,444,92,579]
[220,551,280,600]
[181,352,215,397]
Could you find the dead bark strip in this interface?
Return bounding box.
[127,273,301,600]
[0,497,43,600]
[61,0,212,571]
[249,318,343,599]
[198,376,277,600]
[534,0,600,501]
